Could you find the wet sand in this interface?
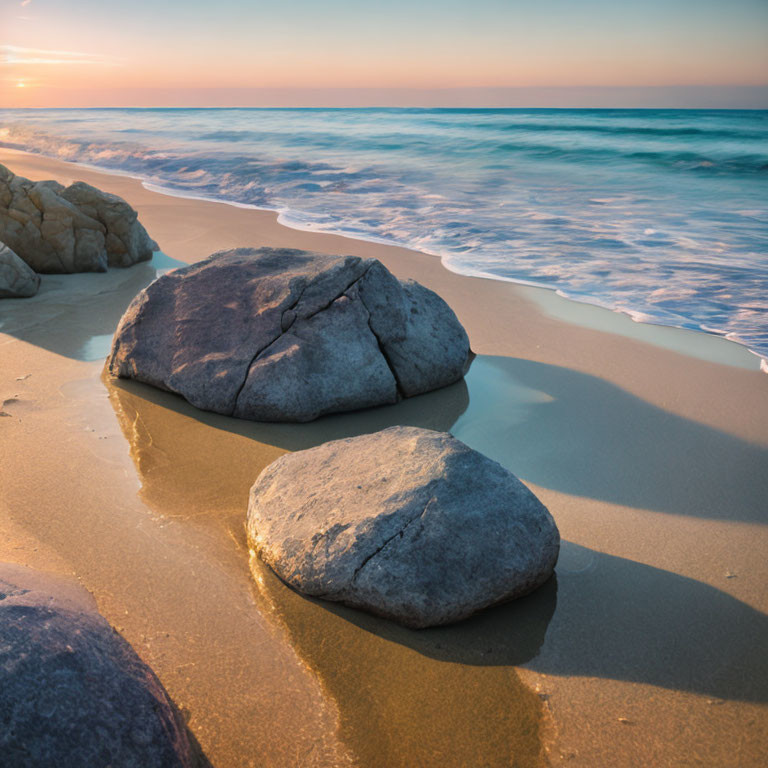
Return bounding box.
[1,148,767,767]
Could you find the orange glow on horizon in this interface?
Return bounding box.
[1,1,766,108]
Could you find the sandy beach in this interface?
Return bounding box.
[1,147,767,767]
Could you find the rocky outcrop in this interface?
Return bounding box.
[0,164,156,273]
[0,562,202,768]
[0,242,39,297]
[109,248,470,422]
[247,426,560,627]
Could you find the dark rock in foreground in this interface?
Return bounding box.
[0,563,200,768]
[109,248,470,422]
[0,164,156,273]
[247,426,560,627]
[0,242,39,298]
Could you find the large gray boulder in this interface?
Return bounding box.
[247,426,560,627]
[0,563,201,768]
[0,164,156,273]
[0,242,39,298]
[109,248,470,422]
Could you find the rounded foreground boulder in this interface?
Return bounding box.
[247,426,560,628]
[0,563,202,768]
[108,247,470,422]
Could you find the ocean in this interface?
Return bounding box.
[1,107,766,365]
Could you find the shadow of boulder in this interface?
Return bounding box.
[0,252,183,361]
[453,355,768,523]
[527,543,768,703]
[260,539,768,704]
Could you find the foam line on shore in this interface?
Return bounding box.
[1,144,764,373]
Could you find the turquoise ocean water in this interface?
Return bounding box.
[1,108,766,365]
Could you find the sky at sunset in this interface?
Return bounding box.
[1,0,767,107]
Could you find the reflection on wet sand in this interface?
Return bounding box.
[107,362,768,702]
[105,351,768,763]
[105,369,470,516]
[250,556,552,768]
[106,371,551,767]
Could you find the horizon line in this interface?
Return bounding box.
[5,105,768,111]
[5,85,766,110]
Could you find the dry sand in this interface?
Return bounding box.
[1,148,766,767]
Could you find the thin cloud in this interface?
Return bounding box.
[0,45,115,66]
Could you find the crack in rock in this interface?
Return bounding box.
[350,497,436,584]
[231,263,379,413]
[227,276,313,414]
[358,296,405,400]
